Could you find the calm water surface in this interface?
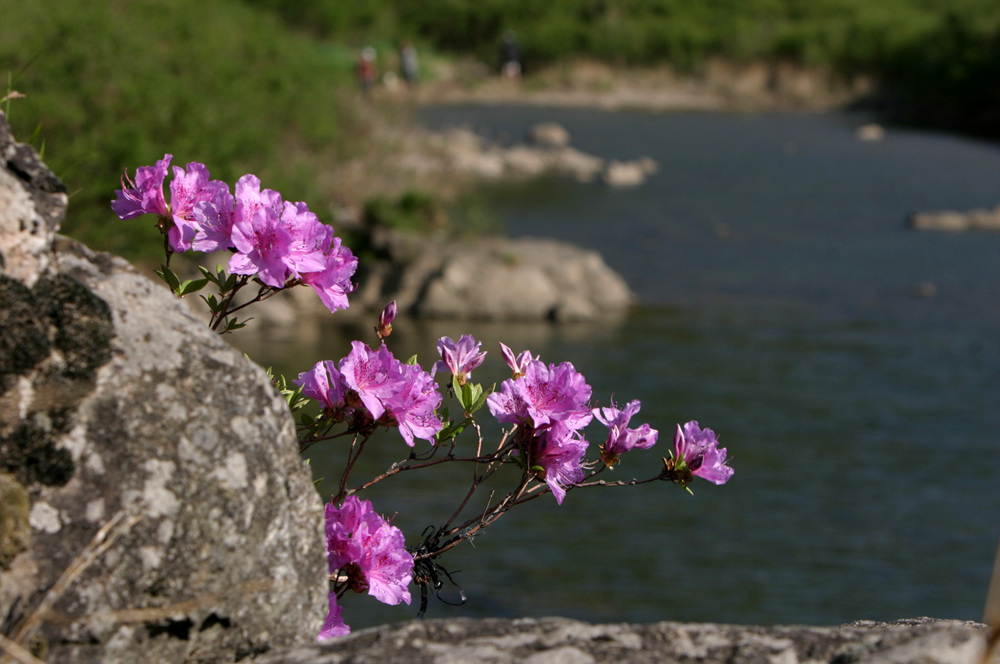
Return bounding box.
[241,107,1000,629]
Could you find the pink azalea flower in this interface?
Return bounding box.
[338,341,400,421]
[488,359,592,432]
[228,174,292,287]
[673,421,734,485]
[281,200,331,277]
[361,521,414,606]
[387,363,444,446]
[295,360,348,414]
[188,182,236,253]
[301,237,358,314]
[433,335,486,385]
[324,496,413,607]
[530,422,588,505]
[593,400,658,466]
[111,153,171,220]
[325,496,381,572]
[317,592,350,641]
[167,162,230,252]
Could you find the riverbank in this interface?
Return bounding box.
[325,57,874,215]
[411,57,874,112]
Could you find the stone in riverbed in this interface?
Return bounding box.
[907,206,1000,232]
[527,122,572,148]
[352,232,634,323]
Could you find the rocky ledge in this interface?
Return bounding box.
[252,616,992,664]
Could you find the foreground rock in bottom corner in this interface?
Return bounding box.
[0,111,326,663]
[252,616,989,664]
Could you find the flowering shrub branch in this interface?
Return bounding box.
[112,155,734,639]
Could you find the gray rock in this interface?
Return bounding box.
[528,123,572,148]
[251,616,991,664]
[352,231,634,323]
[601,160,647,187]
[907,206,1000,232]
[0,111,327,663]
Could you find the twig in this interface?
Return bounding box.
[0,634,47,664]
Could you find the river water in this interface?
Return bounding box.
[242,106,1000,630]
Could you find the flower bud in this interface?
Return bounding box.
[377,300,396,339]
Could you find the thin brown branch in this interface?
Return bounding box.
[0,634,47,664]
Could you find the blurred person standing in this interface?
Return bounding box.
[399,40,419,87]
[357,46,377,96]
[500,31,521,80]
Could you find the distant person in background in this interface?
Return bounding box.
[399,40,419,87]
[357,46,377,97]
[500,31,521,80]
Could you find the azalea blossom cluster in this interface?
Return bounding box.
[296,340,443,447]
[112,156,734,643]
[298,324,733,637]
[320,496,414,639]
[112,154,357,314]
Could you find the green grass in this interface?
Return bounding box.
[0,0,372,263]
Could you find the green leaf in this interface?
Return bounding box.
[225,317,249,331]
[468,383,489,414]
[455,378,487,414]
[435,417,470,443]
[200,293,221,312]
[178,278,209,296]
[155,265,181,293]
[405,354,419,366]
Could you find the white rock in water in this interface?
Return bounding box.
[856,123,885,141]
[527,122,571,147]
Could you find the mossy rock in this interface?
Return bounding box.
[0,472,30,570]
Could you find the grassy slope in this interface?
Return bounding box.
[1,0,371,263]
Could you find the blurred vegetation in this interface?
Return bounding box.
[247,0,1000,133]
[3,0,1000,264]
[0,0,371,265]
[363,190,502,236]
[246,0,1000,77]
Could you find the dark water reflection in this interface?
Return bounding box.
[234,107,1000,629]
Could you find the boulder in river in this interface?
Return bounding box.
[352,226,635,323]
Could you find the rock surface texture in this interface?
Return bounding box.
[0,112,326,662]
[252,616,991,664]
